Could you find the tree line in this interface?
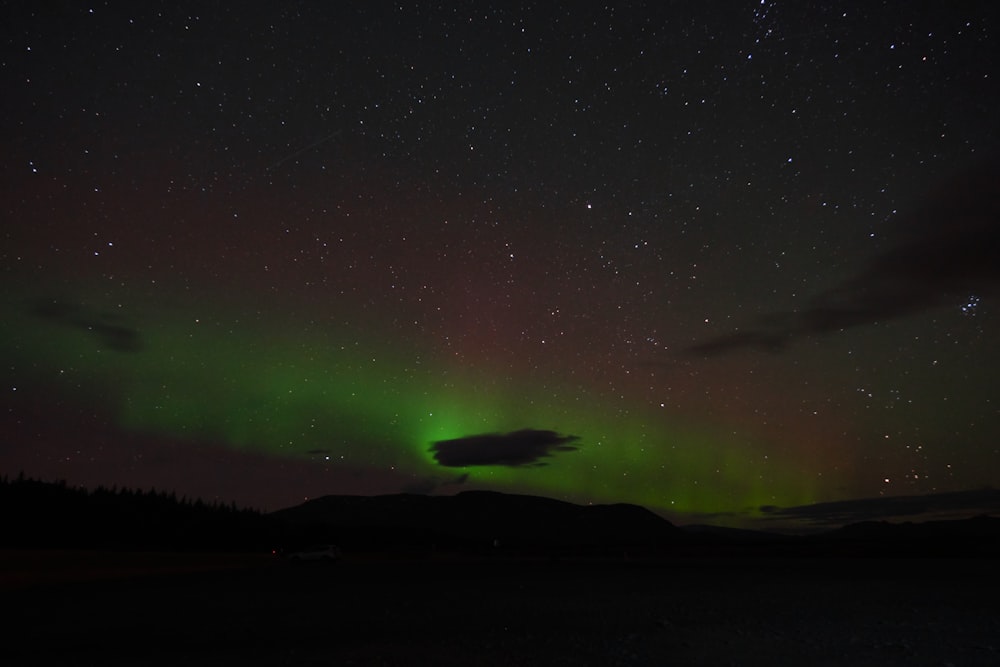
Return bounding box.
[0,473,285,551]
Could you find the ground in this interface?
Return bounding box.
[3,551,998,666]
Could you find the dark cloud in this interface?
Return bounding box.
[430,429,580,467]
[759,488,1000,527]
[687,330,789,357]
[25,297,141,352]
[688,160,1000,356]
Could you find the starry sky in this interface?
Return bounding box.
[2,1,999,531]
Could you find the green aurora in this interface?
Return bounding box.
[3,289,817,522]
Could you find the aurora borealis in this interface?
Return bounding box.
[2,2,999,530]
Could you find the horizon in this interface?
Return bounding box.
[7,471,999,536]
[2,3,998,534]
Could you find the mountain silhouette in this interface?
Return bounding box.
[270,490,685,552]
[811,515,1000,556]
[5,476,999,556]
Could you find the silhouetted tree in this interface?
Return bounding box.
[0,475,278,551]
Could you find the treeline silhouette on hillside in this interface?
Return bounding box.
[7,475,1000,556]
[0,474,289,551]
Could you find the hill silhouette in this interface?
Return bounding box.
[811,514,1000,556]
[271,490,685,553]
[3,475,999,556]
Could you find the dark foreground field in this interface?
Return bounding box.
[4,551,998,666]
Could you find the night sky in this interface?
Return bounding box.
[3,2,998,531]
